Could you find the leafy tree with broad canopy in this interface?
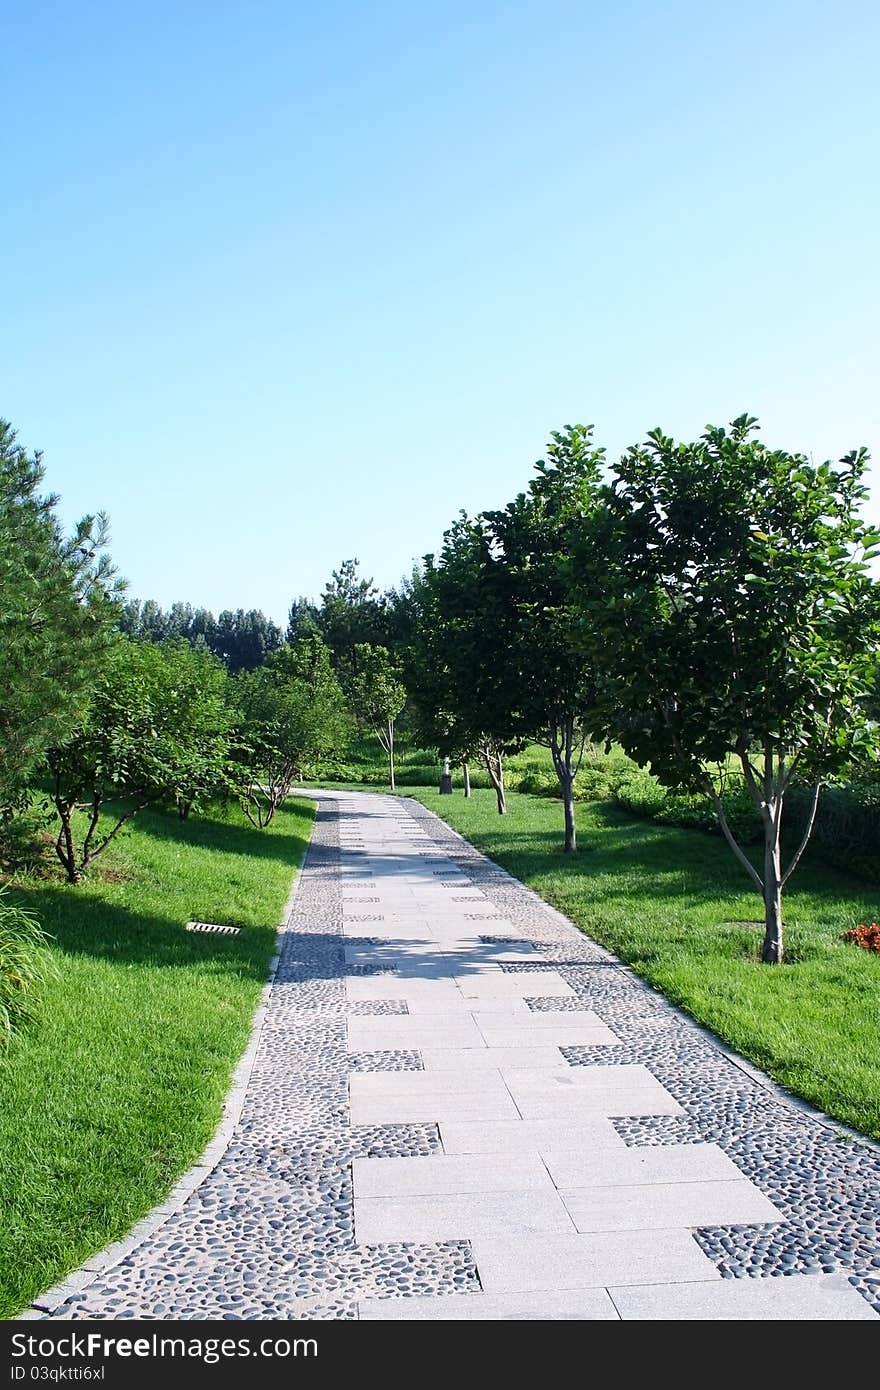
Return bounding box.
[580,415,880,964]
[481,425,605,851]
[234,634,348,826]
[348,644,407,791]
[0,419,122,814]
[410,517,523,814]
[47,640,235,883]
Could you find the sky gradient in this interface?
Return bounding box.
[4,1,879,622]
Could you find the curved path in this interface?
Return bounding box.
[29,791,880,1320]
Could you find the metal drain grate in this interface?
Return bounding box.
[186,921,241,935]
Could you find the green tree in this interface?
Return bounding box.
[234,634,348,825]
[583,415,880,963]
[0,419,122,811]
[285,595,320,644]
[212,608,282,672]
[120,598,220,652]
[348,644,407,791]
[47,640,234,882]
[317,559,387,680]
[409,519,521,813]
[481,426,605,851]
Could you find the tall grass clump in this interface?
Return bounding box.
[0,887,54,1043]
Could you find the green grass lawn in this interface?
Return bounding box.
[0,797,313,1318]
[410,787,880,1141]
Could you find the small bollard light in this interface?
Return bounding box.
[439,756,453,795]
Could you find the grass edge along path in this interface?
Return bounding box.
[0,797,314,1318]
[407,787,880,1144]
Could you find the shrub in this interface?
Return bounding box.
[615,770,667,819]
[516,770,558,796]
[0,888,54,1043]
[615,770,761,843]
[394,764,442,787]
[572,768,613,801]
[786,777,880,883]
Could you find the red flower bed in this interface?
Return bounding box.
[843,922,880,952]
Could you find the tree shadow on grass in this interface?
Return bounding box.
[14,883,277,978]
[131,800,314,864]
[439,802,877,918]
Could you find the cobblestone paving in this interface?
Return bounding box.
[37,791,880,1320]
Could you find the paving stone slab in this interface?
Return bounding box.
[561,1178,783,1232]
[345,977,463,1002]
[350,1092,521,1125]
[347,1016,486,1051]
[609,1274,879,1321]
[421,1046,568,1071]
[456,972,575,998]
[477,1022,620,1048]
[543,1142,746,1189]
[470,1230,720,1292]
[350,1071,508,1098]
[404,996,536,1015]
[439,1117,628,1155]
[353,1153,554,1197]
[358,1289,619,1319]
[472,1007,611,1032]
[502,1065,683,1119]
[355,1190,574,1243]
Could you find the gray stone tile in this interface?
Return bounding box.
[562,1178,783,1232]
[342,921,431,940]
[514,1090,686,1119]
[406,996,534,1015]
[358,1289,620,1319]
[477,1023,620,1048]
[472,1007,610,1032]
[345,977,462,1003]
[457,972,574,998]
[543,1143,745,1189]
[347,1015,485,1051]
[350,1070,506,1098]
[421,1046,567,1071]
[503,1064,682,1118]
[354,1189,574,1243]
[352,1153,554,1197]
[470,1230,721,1292]
[350,1091,520,1125]
[440,1117,628,1155]
[609,1274,879,1321]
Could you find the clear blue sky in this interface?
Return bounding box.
[4,1,878,624]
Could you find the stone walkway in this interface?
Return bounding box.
[33,791,880,1319]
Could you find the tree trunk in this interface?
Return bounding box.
[56,806,80,884]
[550,718,578,853]
[561,770,576,854]
[481,746,506,814]
[462,761,471,798]
[761,822,784,964]
[388,721,395,791]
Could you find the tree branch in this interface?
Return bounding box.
[781,783,821,886]
[85,800,152,866]
[705,779,764,892]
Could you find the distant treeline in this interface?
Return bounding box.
[119,557,415,675]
